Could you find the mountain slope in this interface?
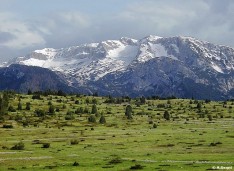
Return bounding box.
[0,64,79,93]
[3,35,234,99]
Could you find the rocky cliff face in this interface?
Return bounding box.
[2,35,234,99]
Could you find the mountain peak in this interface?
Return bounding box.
[140,35,163,43]
[119,37,138,45]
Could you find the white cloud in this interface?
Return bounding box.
[0,12,45,49]
[59,11,90,27]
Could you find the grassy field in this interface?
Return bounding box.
[0,93,233,171]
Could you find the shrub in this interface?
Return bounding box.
[163,111,170,120]
[65,111,75,120]
[11,142,24,150]
[125,105,132,117]
[208,115,212,121]
[22,121,29,127]
[32,94,41,100]
[17,102,22,110]
[109,157,122,164]
[73,161,79,166]
[42,143,50,148]
[25,102,31,110]
[15,115,22,121]
[130,164,144,170]
[148,120,153,124]
[48,105,55,115]
[3,124,13,128]
[99,115,106,124]
[70,139,79,145]
[35,109,45,117]
[65,115,74,120]
[8,105,16,112]
[88,115,96,123]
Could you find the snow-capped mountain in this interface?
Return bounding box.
[6,37,139,84]
[3,35,234,100]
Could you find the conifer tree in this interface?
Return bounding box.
[17,102,22,110]
[163,110,170,120]
[99,115,106,124]
[0,92,9,115]
[26,102,31,110]
[91,104,98,114]
[125,105,133,119]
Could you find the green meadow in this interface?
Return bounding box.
[0,92,233,171]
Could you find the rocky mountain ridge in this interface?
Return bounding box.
[1,35,234,100]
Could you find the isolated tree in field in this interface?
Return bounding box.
[0,98,4,115]
[17,102,22,110]
[0,92,9,115]
[208,115,212,121]
[197,102,202,113]
[92,98,98,104]
[197,102,202,109]
[85,98,90,104]
[57,90,66,96]
[140,96,146,104]
[32,94,41,100]
[91,104,98,114]
[35,109,46,118]
[125,105,133,119]
[25,102,31,110]
[48,105,55,115]
[99,115,106,124]
[163,110,170,120]
[75,107,83,114]
[27,89,32,95]
[84,107,89,114]
[88,115,96,123]
[8,105,16,112]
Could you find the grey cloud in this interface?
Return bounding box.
[1,0,234,62]
[205,0,232,14]
[0,32,16,43]
[20,1,234,54]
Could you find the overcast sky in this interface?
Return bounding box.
[0,0,234,62]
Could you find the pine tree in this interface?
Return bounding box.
[17,102,22,110]
[91,104,98,114]
[0,92,9,115]
[140,96,146,104]
[25,102,31,110]
[163,110,170,120]
[27,89,32,95]
[0,97,3,115]
[88,115,96,123]
[48,105,55,115]
[125,105,133,119]
[99,115,106,124]
[197,102,202,109]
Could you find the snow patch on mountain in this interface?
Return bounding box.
[211,63,224,73]
[21,58,48,67]
[34,48,57,58]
